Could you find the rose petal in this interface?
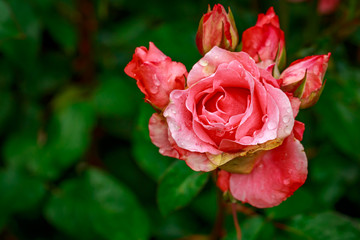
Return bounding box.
[187,47,260,87]
[149,113,217,172]
[293,120,305,141]
[149,113,180,158]
[229,134,308,208]
[256,7,280,28]
[217,170,231,192]
[164,90,221,155]
[183,152,217,172]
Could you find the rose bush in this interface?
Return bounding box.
[125,5,330,209]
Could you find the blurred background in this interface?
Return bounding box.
[0,0,359,239]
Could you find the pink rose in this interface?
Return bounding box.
[241,7,286,69]
[149,47,307,208]
[280,53,331,108]
[196,4,239,55]
[124,42,187,110]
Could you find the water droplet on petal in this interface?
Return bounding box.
[284,126,292,135]
[267,121,277,130]
[283,115,290,123]
[171,91,182,100]
[265,39,272,47]
[199,59,209,67]
[215,128,226,137]
[313,66,319,75]
[241,136,253,144]
[153,74,161,86]
[286,108,292,114]
[149,86,159,94]
[262,114,268,123]
[283,179,290,185]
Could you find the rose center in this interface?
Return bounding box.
[201,87,250,123]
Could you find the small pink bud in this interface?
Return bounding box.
[280,53,331,108]
[216,170,230,192]
[196,4,239,55]
[318,0,340,15]
[124,42,187,110]
[242,7,286,70]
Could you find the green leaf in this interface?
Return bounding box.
[265,189,314,220]
[0,168,45,214]
[0,0,41,71]
[45,168,150,240]
[0,0,20,39]
[290,211,360,240]
[45,15,77,53]
[222,216,275,240]
[92,74,139,117]
[46,102,95,167]
[157,161,209,216]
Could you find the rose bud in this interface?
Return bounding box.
[196,4,239,55]
[124,42,187,110]
[241,7,286,70]
[318,0,340,15]
[280,53,330,108]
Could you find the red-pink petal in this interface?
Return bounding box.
[217,170,230,192]
[229,134,307,208]
[256,7,280,28]
[124,42,187,109]
[293,121,305,141]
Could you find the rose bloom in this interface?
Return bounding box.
[149,46,307,208]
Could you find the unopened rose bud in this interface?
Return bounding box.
[242,7,286,70]
[280,53,331,108]
[124,42,187,110]
[318,0,340,15]
[196,4,239,55]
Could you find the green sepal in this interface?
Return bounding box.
[294,70,308,98]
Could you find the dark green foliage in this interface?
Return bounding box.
[0,0,359,239]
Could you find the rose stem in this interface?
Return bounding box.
[210,188,226,240]
[232,203,242,240]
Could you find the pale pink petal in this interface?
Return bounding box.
[182,152,217,172]
[229,134,308,208]
[187,47,260,87]
[149,113,217,172]
[149,113,180,158]
[264,83,294,140]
